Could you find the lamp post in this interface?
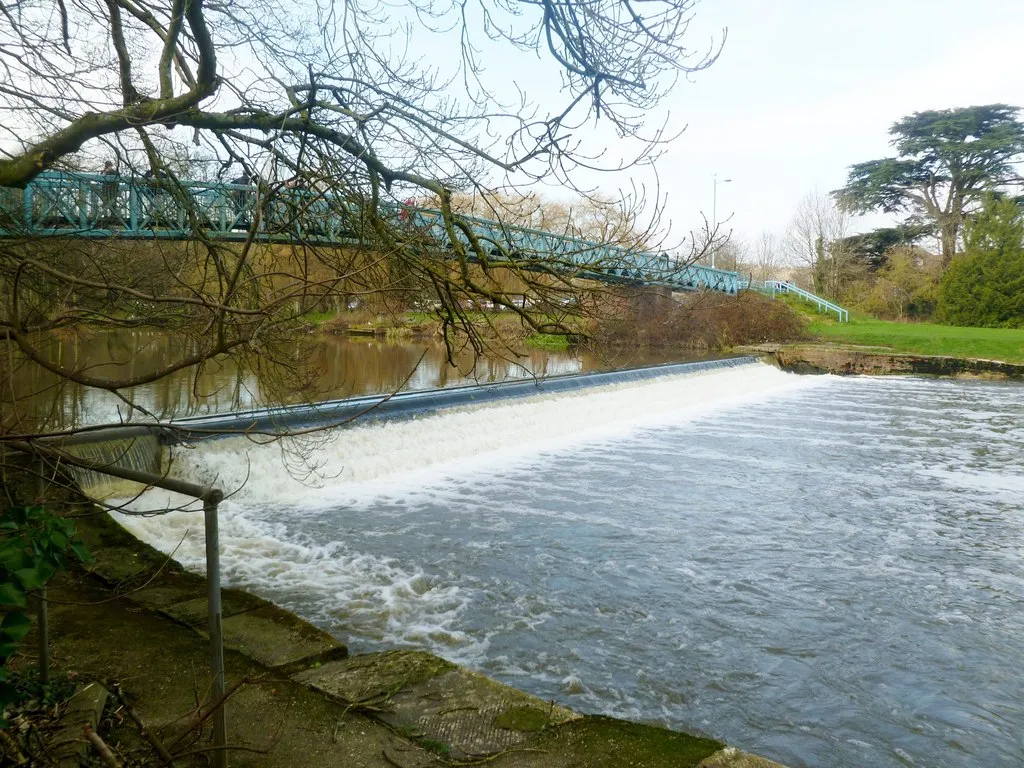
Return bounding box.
[712,174,732,269]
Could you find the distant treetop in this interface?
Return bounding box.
[834,104,1024,267]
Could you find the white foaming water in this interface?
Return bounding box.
[121,362,824,508]
[111,362,826,650]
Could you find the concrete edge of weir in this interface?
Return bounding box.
[68,458,790,767]
[52,355,767,448]
[164,354,765,440]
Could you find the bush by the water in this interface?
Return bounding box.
[938,195,1024,328]
[597,290,806,349]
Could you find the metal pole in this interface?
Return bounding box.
[711,174,732,271]
[8,443,227,763]
[712,175,717,270]
[204,493,227,768]
[36,458,49,686]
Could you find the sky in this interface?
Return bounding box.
[9,0,1021,256]
[576,0,1024,247]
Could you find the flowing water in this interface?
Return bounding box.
[112,363,1024,768]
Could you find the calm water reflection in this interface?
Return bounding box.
[12,330,700,429]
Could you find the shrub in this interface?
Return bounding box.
[938,195,1024,327]
[595,290,806,349]
[1,505,90,719]
[850,246,940,321]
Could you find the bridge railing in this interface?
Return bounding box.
[1,170,744,295]
[0,171,375,241]
[405,205,744,294]
[755,280,849,322]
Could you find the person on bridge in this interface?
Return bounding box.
[231,170,253,229]
[97,161,119,223]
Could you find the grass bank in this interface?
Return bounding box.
[807,316,1024,364]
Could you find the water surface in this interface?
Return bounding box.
[117,366,1024,768]
[11,329,689,429]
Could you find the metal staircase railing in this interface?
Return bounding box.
[749,280,849,322]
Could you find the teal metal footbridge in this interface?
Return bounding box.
[1,170,746,294]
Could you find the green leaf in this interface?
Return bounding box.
[0,641,20,664]
[48,531,69,551]
[0,543,30,573]
[70,542,92,563]
[0,680,23,711]
[0,583,26,609]
[14,564,53,591]
[0,613,32,643]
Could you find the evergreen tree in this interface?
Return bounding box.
[835,105,1024,267]
[938,195,1024,326]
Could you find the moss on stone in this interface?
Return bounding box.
[295,650,457,704]
[492,705,550,732]
[419,737,452,756]
[534,715,723,767]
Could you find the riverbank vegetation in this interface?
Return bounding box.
[725,104,1024,361]
[303,289,807,354]
[592,292,806,350]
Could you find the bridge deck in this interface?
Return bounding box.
[2,171,744,295]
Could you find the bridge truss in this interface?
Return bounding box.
[1,171,745,295]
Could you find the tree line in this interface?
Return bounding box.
[733,104,1024,327]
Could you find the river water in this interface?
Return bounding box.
[113,363,1024,768]
[11,330,686,429]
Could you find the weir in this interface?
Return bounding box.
[102,357,810,768]
[59,356,759,493]
[61,431,164,496]
[167,356,758,439]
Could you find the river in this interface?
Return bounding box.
[11,330,691,429]
[111,362,1024,768]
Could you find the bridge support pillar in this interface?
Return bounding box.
[628,285,674,322]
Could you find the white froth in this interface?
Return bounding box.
[119,362,826,509]
[115,504,473,647]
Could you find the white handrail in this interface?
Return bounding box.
[760,281,849,322]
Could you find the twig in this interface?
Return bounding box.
[170,743,272,759]
[443,748,549,766]
[84,724,122,767]
[0,729,28,765]
[40,530,190,606]
[167,676,252,751]
[113,684,176,766]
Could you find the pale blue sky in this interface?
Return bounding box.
[638,0,1024,245]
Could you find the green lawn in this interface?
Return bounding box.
[807,316,1024,363]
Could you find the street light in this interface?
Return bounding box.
[712,174,732,269]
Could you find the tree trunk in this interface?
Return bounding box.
[939,216,959,268]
